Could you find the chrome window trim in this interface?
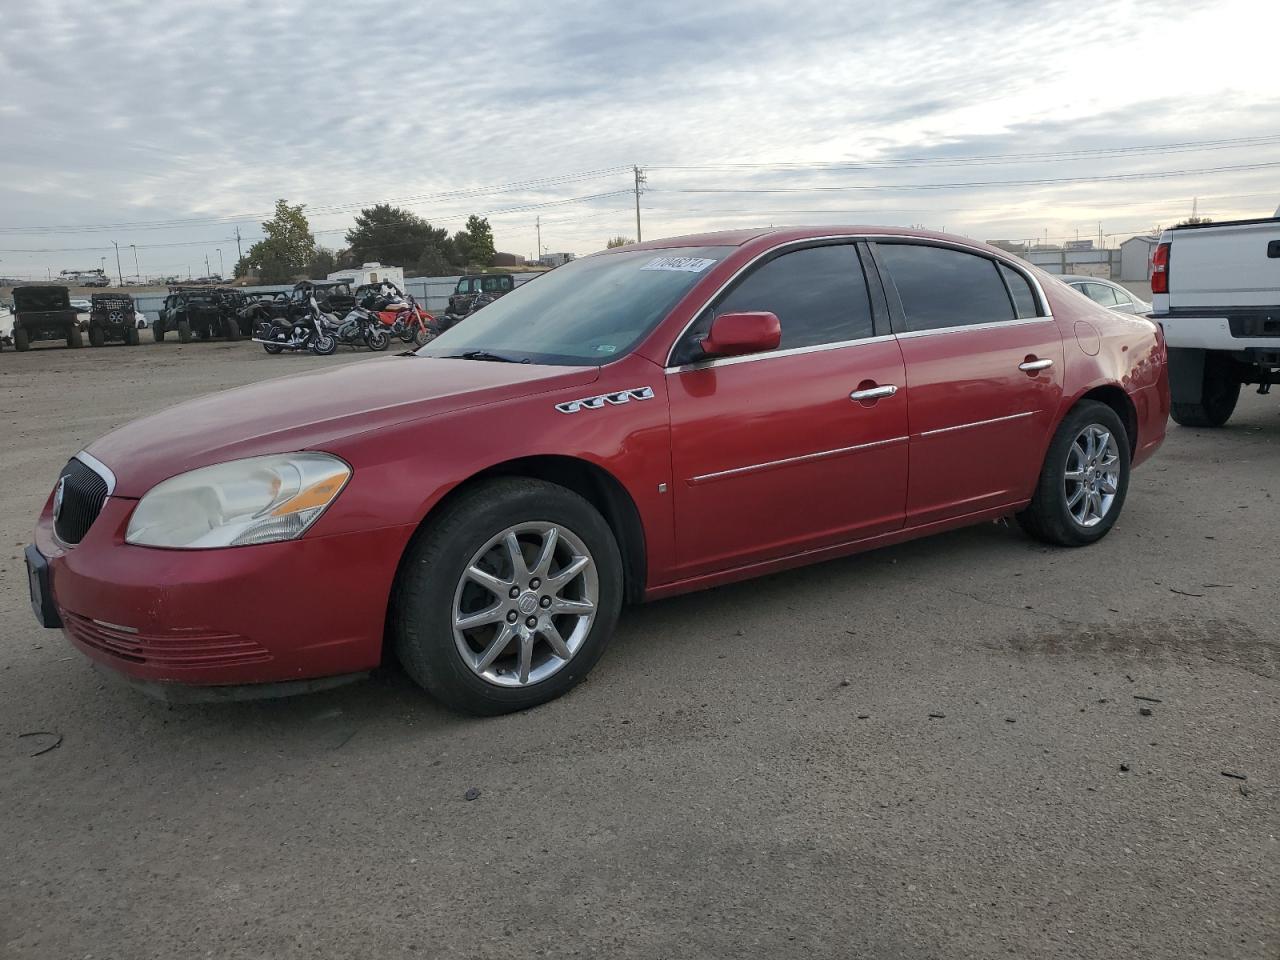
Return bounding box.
[894,316,1056,340]
[662,233,1054,368]
[915,410,1037,438]
[73,450,116,496]
[666,333,896,374]
[688,435,908,485]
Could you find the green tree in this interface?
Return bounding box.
[415,242,454,277]
[309,247,338,277]
[606,236,634,248]
[235,199,317,283]
[345,204,450,266]
[454,215,496,268]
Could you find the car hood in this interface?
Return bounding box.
[87,355,600,496]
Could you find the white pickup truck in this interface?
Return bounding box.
[1151,215,1280,426]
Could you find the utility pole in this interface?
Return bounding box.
[216,249,224,278]
[112,240,124,286]
[204,254,211,277]
[633,165,646,242]
[234,226,243,262]
[535,216,541,262]
[130,244,140,280]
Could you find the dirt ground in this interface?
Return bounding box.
[1,341,1277,959]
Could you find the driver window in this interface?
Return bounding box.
[672,243,874,364]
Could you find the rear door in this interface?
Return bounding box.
[870,241,1064,527]
[666,242,909,577]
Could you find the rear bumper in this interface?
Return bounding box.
[1157,314,1280,353]
[32,498,416,689]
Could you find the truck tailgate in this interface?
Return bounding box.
[1169,218,1280,311]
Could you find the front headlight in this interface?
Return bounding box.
[125,453,351,549]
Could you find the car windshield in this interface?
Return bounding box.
[418,246,729,365]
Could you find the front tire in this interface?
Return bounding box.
[1170,353,1240,428]
[1017,400,1131,547]
[392,478,623,715]
[177,320,192,344]
[14,327,30,351]
[67,326,84,349]
[153,323,166,343]
[365,328,389,351]
[310,333,337,356]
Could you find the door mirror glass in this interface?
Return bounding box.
[700,311,781,358]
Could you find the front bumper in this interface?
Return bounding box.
[31,497,416,690]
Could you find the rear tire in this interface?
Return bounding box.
[88,324,106,348]
[67,326,84,349]
[310,333,337,356]
[153,323,166,343]
[14,327,30,351]
[125,326,140,346]
[365,328,389,351]
[177,320,192,344]
[1170,354,1240,428]
[1017,400,1131,547]
[392,478,623,715]
[224,319,241,341]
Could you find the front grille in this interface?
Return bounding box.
[53,458,109,545]
[63,613,272,669]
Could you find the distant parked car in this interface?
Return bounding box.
[1061,275,1151,315]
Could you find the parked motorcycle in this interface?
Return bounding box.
[335,306,390,351]
[251,295,338,355]
[356,282,437,346]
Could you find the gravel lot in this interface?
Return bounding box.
[2,342,1277,959]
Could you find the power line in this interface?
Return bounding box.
[655,159,1280,195]
[0,167,634,235]
[650,134,1280,171]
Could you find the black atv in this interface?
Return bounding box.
[87,293,141,347]
[153,287,241,343]
[10,285,83,351]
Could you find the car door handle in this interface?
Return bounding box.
[1018,358,1054,372]
[849,384,898,401]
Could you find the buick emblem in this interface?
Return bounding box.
[53,476,67,521]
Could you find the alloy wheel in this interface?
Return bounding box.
[452,522,598,687]
[1064,423,1120,527]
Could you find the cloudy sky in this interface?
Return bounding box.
[2,0,1278,279]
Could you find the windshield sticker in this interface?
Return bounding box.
[640,256,717,273]
[594,344,618,354]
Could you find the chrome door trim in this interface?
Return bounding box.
[915,410,1037,438]
[688,435,908,485]
[666,333,896,374]
[849,384,898,401]
[894,316,1056,340]
[662,233,1055,368]
[74,450,117,496]
[1018,358,1055,372]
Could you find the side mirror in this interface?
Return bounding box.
[699,311,781,358]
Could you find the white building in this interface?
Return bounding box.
[1119,236,1159,282]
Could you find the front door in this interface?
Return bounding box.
[666,242,909,578]
[871,241,1065,526]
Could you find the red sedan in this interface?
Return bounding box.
[26,227,1169,714]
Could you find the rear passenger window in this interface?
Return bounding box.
[674,244,874,363]
[1082,282,1118,306]
[998,262,1040,318]
[877,243,1015,332]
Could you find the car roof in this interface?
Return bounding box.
[1058,274,1119,284]
[611,225,1024,259]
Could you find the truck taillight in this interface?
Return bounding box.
[1151,242,1170,294]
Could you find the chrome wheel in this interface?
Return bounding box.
[452,522,598,687]
[1065,423,1120,527]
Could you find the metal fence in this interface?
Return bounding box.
[128,274,538,321]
